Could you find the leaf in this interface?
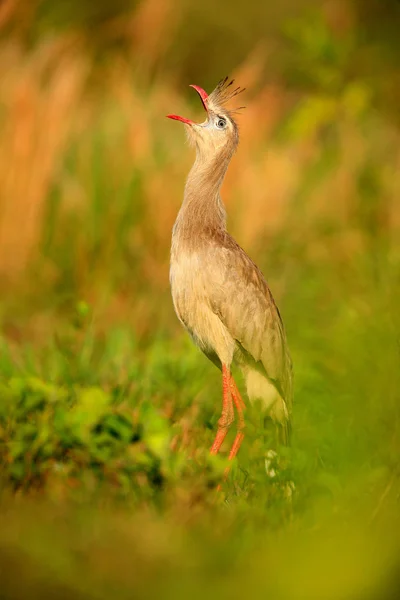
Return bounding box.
[25,377,69,402]
[140,401,170,460]
[67,387,111,443]
[7,440,27,460]
[101,414,133,443]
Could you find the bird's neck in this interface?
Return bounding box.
[174,151,232,239]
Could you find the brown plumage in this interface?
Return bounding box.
[167,78,293,467]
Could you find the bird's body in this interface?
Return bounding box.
[168,78,292,463]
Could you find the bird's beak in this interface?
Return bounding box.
[166,114,195,125]
[166,84,209,125]
[189,85,209,111]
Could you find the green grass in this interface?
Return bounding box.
[1,240,399,599]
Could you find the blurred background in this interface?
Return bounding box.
[0,1,399,599]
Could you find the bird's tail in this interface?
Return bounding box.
[245,368,291,446]
[263,413,291,448]
[276,416,291,447]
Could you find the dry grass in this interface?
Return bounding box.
[0,36,86,276]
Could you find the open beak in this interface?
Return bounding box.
[166,84,209,125]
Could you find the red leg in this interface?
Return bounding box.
[224,376,246,477]
[228,376,246,460]
[231,375,246,422]
[210,364,234,455]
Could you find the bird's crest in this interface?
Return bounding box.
[208,77,246,113]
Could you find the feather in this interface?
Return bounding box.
[208,77,246,110]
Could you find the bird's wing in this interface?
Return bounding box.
[207,233,293,410]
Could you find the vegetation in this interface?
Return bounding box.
[0,1,399,598]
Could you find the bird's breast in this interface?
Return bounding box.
[170,249,205,322]
[169,247,235,365]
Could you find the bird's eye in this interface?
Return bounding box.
[216,117,226,129]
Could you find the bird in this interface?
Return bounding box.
[167,77,293,471]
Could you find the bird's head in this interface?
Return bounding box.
[167,77,245,162]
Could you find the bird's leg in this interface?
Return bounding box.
[210,364,234,455]
[217,376,246,485]
[227,376,245,461]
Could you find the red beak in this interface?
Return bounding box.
[189,84,209,110]
[166,114,195,125]
[166,84,209,125]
